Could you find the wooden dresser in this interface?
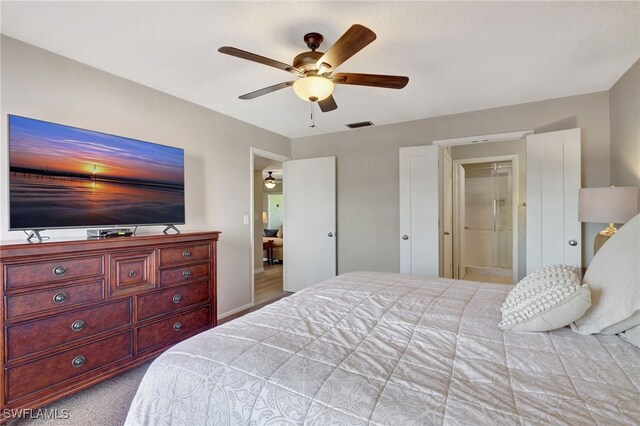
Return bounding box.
[0,231,219,420]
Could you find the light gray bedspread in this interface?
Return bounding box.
[125,272,639,425]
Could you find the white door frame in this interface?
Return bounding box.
[441,148,454,278]
[434,130,533,147]
[453,154,519,283]
[249,148,290,307]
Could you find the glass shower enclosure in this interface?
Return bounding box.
[461,161,513,278]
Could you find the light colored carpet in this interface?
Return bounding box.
[8,361,152,426]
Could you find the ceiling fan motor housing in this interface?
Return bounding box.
[293,51,324,74]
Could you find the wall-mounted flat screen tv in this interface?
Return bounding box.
[8,114,185,230]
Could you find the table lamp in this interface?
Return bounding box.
[579,186,639,254]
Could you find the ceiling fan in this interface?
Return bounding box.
[218,24,409,112]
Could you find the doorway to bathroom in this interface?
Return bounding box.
[453,155,518,284]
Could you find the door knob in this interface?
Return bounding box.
[568,240,578,246]
[328,232,334,237]
[402,235,409,240]
[444,232,450,235]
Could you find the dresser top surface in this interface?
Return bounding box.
[0,231,220,258]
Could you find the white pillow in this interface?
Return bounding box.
[619,324,640,349]
[571,214,640,335]
[499,265,591,332]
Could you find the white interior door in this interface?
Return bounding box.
[526,128,581,273]
[283,156,336,292]
[442,149,453,278]
[400,146,439,275]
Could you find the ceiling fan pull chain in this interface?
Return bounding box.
[310,102,316,128]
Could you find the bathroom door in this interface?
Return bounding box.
[526,129,581,272]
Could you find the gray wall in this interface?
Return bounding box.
[292,92,611,273]
[0,36,291,317]
[610,59,640,186]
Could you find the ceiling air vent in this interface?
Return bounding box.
[345,121,374,129]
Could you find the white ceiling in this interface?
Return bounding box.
[1,1,638,139]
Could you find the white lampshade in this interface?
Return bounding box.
[293,75,334,102]
[579,186,639,223]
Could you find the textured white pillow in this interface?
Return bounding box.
[571,214,640,335]
[619,324,640,349]
[499,265,591,332]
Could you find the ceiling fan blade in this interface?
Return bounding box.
[315,25,376,74]
[318,95,338,112]
[239,81,294,100]
[219,47,302,76]
[333,73,409,89]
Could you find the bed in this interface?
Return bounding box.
[125,271,639,425]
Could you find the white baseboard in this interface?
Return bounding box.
[254,267,264,273]
[218,302,254,321]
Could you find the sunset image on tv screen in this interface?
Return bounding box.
[9,115,185,229]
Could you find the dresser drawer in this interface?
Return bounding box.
[159,244,210,267]
[5,280,105,321]
[4,256,104,290]
[137,281,209,321]
[137,306,209,352]
[6,299,131,361]
[6,331,132,403]
[109,250,155,296]
[159,262,209,287]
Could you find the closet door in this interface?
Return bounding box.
[399,145,439,275]
[526,129,581,272]
[283,156,336,291]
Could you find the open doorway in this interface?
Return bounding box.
[251,149,290,306]
[453,157,517,284]
[438,137,527,285]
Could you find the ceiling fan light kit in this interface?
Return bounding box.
[264,171,277,189]
[219,24,409,114]
[293,75,334,102]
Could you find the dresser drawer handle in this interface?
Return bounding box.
[53,265,68,277]
[182,249,192,258]
[71,320,86,332]
[173,322,183,331]
[172,294,183,304]
[52,292,68,304]
[71,356,86,368]
[182,269,191,278]
[128,270,137,278]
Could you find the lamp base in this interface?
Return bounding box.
[598,223,618,237]
[594,227,615,255]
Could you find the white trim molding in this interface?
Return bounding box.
[433,130,533,147]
